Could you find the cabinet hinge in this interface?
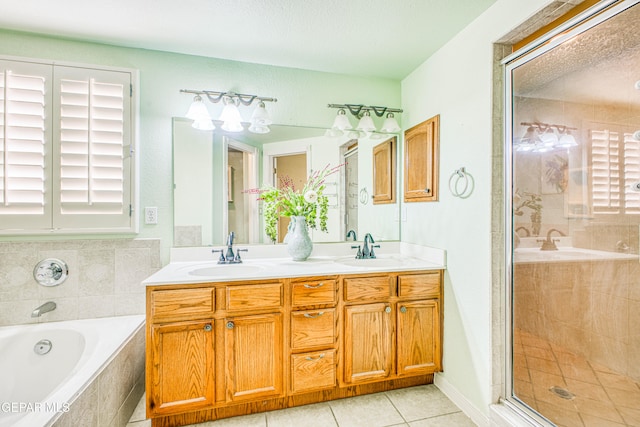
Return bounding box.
[130,84,133,97]
[129,204,133,217]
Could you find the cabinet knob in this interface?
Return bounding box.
[400,306,407,314]
[424,188,431,193]
[204,324,212,331]
[226,321,235,329]
[385,306,391,314]
[303,311,325,318]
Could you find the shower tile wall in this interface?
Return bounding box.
[514,259,640,382]
[0,239,161,326]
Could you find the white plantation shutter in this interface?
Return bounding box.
[53,66,133,230]
[0,58,136,234]
[590,125,640,215]
[0,60,52,229]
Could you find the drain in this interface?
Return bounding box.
[549,386,575,400]
[34,339,52,355]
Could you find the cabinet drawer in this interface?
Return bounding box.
[344,276,390,302]
[290,309,336,350]
[291,279,337,307]
[226,283,283,311]
[151,288,215,319]
[398,272,441,299]
[290,349,336,393]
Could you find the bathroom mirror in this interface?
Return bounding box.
[172,118,401,247]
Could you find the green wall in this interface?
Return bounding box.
[0,29,400,262]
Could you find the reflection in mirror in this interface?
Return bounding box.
[172,119,401,247]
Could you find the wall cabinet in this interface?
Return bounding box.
[146,270,442,427]
[404,115,440,202]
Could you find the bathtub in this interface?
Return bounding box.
[0,315,145,427]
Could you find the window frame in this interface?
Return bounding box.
[0,55,139,235]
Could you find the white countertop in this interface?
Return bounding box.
[143,242,446,286]
[514,247,638,264]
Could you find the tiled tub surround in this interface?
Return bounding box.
[53,316,146,427]
[0,238,161,326]
[513,257,640,383]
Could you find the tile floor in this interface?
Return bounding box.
[126,385,477,427]
[513,329,640,427]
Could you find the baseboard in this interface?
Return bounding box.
[434,373,490,427]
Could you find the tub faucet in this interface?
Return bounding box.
[31,301,56,318]
[538,228,566,251]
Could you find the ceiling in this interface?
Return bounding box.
[0,0,497,80]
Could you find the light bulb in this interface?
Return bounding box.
[380,113,400,133]
[356,111,376,132]
[219,97,244,132]
[250,101,272,126]
[185,95,211,121]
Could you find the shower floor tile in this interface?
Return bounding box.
[513,329,640,427]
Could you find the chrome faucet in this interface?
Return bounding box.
[538,228,566,251]
[212,231,247,264]
[31,301,56,318]
[359,233,380,259]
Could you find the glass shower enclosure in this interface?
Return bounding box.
[505,1,640,425]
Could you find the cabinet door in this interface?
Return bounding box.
[224,313,283,402]
[396,300,441,376]
[372,137,396,204]
[147,320,214,416]
[404,115,439,202]
[343,303,393,384]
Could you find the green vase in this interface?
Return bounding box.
[286,216,313,261]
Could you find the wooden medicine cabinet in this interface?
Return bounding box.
[404,115,440,203]
[372,137,396,204]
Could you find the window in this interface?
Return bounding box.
[0,59,137,234]
[590,124,640,215]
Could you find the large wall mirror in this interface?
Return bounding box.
[173,118,401,247]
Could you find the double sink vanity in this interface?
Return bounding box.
[143,243,446,427]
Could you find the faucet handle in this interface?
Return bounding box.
[234,249,248,263]
[369,244,380,259]
[212,249,225,263]
[351,245,362,259]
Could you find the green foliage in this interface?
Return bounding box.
[258,164,341,242]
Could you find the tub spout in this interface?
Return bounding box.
[31,301,56,317]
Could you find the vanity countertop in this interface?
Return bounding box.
[143,243,446,286]
[514,247,638,264]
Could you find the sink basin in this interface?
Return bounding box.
[334,255,420,268]
[188,264,265,277]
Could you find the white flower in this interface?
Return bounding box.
[304,190,318,203]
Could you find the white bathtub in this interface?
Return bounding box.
[0,315,145,427]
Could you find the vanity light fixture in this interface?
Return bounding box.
[181,89,277,133]
[327,103,403,137]
[516,122,578,152]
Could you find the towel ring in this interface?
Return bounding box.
[359,187,369,205]
[449,167,474,198]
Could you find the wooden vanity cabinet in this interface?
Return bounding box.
[288,277,338,394]
[342,271,442,386]
[145,270,442,427]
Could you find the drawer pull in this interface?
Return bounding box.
[226,321,235,329]
[204,324,212,331]
[303,311,325,318]
[385,306,391,314]
[400,306,407,314]
[305,353,326,361]
[303,282,325,289]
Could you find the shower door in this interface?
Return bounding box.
[505,1,640,425]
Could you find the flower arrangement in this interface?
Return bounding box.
[254,164,341,242]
